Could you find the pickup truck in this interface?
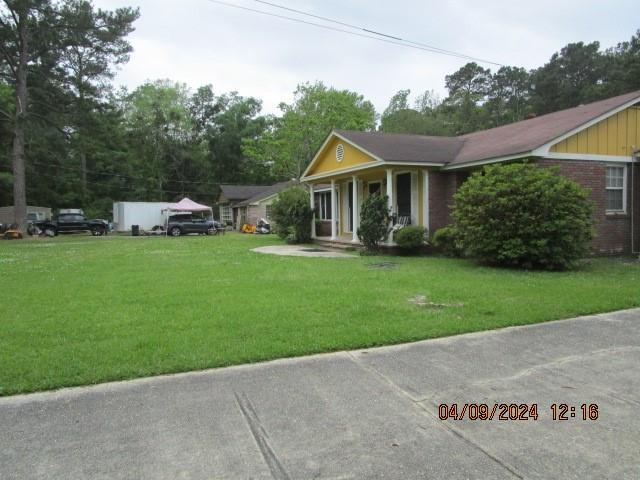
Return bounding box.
[34,213,109,236]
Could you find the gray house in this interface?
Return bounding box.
[218,181,295,229]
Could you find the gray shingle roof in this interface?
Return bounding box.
[334,130,463,164]
[327,90,640,169]
[233,181,298,206]
[219,184,275,202]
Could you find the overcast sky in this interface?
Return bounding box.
[94,0,639,115]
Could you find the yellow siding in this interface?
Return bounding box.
[306,136,376,176]
[550,106,640,156]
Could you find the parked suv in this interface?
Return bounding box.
[167,214,219,236]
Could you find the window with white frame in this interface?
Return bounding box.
[605,165,626,213]
[265,204,272,221]
[220,205,232,224]
[314,191,332,220]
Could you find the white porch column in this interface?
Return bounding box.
[309,183,316,239]
[386,168,394,213]
[422,170,430,232]
[352,175,359,242]
[330,179,337,240]
[386,168,395,245]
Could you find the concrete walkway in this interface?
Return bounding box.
[1,309,639,479]
[252,244,355,258]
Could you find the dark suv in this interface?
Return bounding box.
[167,214,219,236]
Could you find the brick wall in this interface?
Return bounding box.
[428,160,638,255]
[537,159,637,254]
[429,171,468,232]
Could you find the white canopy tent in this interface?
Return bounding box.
[162,198,214,235]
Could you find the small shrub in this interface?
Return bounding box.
[270,186,314,244]
[395,225,426,253]
[431,226,464,257]
[357,194,390,253]
[452,163,594,270]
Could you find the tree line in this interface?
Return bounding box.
[0,1,638,226]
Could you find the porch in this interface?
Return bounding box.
[307,167,432,245]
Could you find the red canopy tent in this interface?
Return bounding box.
[162,198,213,235]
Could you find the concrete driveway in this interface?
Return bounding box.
[1,309,639,479]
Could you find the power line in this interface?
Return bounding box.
[29,160,218,187]
[252,0,501,65]
[204,0,503,66]
[28,169,209,195]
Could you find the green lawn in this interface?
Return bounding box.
[1,233,639,396]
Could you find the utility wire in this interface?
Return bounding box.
[252,0,502,65]
[28,160,218,186]
[204,0,502,66]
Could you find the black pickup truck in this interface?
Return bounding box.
[34,213,109,236]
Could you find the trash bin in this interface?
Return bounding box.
[131,225,140,236]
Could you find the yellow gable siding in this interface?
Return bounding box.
[550,106,640,156]
[307,136,376,176]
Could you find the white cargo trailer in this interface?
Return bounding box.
[112,202,171,232]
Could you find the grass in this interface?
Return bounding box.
[1,233,639,396]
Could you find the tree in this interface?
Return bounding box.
[445,62,491,104]
[208,92,270,185]
[452,163,594,270]
[606,29,640,96]
[443,62,492,134]
[380,89,452,135]
[0,0,138,230]
[486,66,531,126]
[244,81,376,179]
[58,0,138,198]
[530,42,607,114]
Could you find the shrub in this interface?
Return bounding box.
[431,226,464,257]
[357,194,390,253]
[395,225,426,253]
[270,186,314,244]
[452,163,594,270]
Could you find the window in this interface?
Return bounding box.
[220,205,232,224]
[314,191,332,220]
[265,204,272,221]
[396,173,411,218]
[605,166,626,213]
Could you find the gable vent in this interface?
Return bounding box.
[336,144,345,162]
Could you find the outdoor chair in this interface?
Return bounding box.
[391,215,410,234]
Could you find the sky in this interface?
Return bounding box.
[93,0,639,115]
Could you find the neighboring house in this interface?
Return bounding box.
[301,90,640,254]
[218,181,296,229]
[0,206,51,225]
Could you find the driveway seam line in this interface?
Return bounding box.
[233,391,291,480]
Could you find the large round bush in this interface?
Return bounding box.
[270,186,314,244]
[452,163,594,270]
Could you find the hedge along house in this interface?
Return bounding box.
[301,90,640,254]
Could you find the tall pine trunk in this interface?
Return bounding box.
[12,13,28,232]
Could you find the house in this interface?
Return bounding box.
[301,90,640,254]
[0,206,51,225]
[218,181,296,229]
